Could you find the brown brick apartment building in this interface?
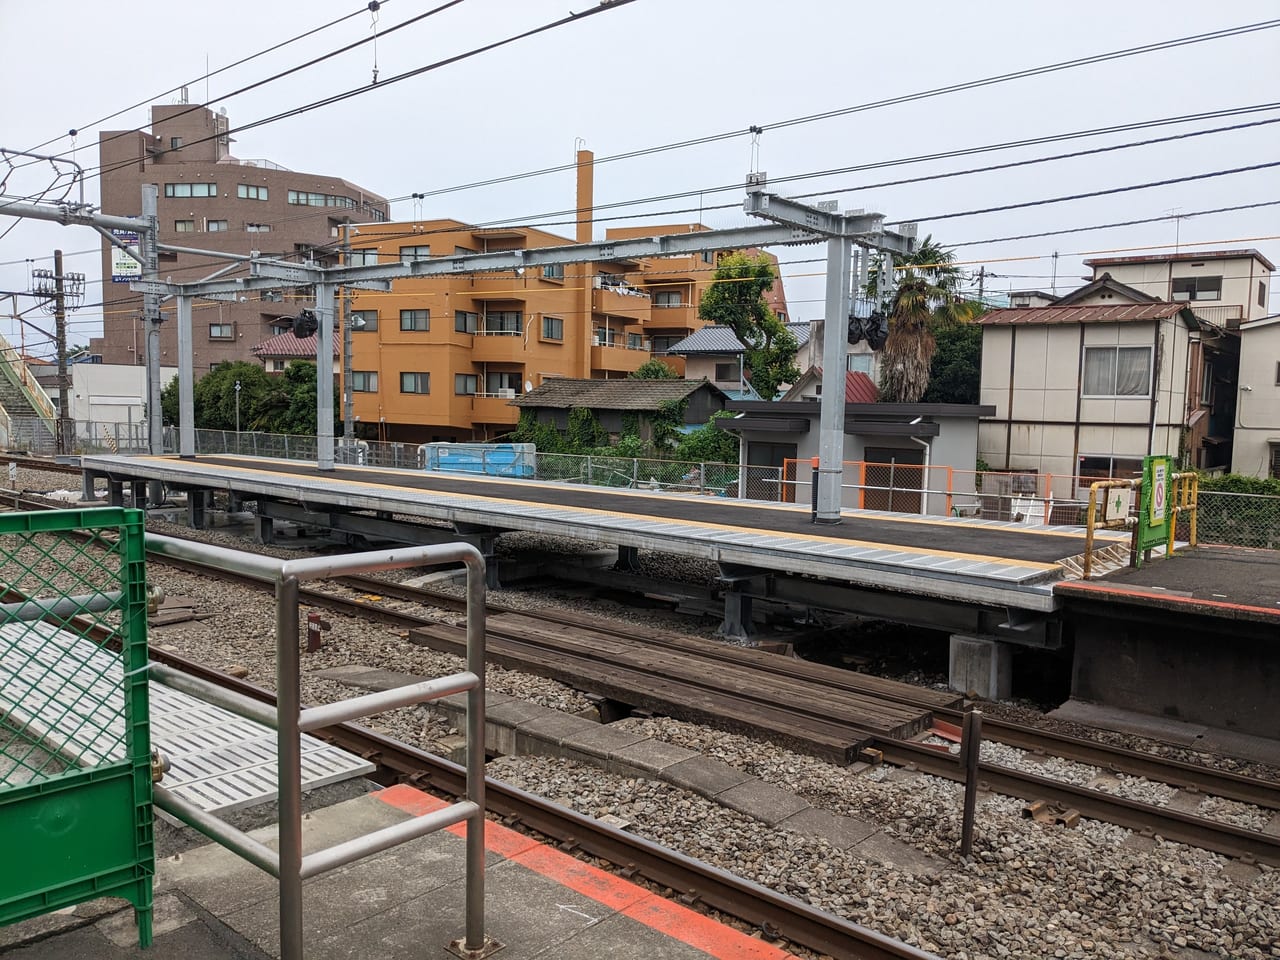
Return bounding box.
[92,105,387,372]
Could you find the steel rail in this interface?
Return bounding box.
[872,737,1280,867]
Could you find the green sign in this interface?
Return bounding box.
[1135,454,1173,562]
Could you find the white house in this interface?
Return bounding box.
[1232,314,1280,478]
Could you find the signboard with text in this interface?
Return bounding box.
[110,229,141,282]
[1136,454,1174,561]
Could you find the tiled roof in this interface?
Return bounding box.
[844,371,879,403]
[511,377,724,410]
[978,303,1194,326]
[251,331,339,359]
[668,322,811,355]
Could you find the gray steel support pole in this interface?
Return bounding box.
[176,295,195,457]
[141,185,163,456]
[342,227,355,445]
[315,282,335,471]
[463,552,488,953]
[816,235,853,522]
[275,574,304,960]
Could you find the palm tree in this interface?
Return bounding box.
[877,237,979,403]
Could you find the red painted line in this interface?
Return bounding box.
[376,785,791,959]
[1056,581,1280,618]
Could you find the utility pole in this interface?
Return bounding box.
[977,265,986,302]
[52,250,70,454]
[341,225,355,448]
[141,185,163,456]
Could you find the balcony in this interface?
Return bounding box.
[643,303,697,331]
[592,277,650,322]
[1189,304,1244,329]
[591,338,649,375]
[470,392,521,426]
[470,330,526,363]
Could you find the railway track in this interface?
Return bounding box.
[7,491,1280,868]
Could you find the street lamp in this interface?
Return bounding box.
[234,379,241,453]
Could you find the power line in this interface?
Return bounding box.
[20,2,382,157]
[389,18,1280,204]
[78,0,635,189]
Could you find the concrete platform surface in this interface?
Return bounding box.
[1,785,792,960]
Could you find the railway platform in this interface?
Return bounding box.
[2,783,798,960]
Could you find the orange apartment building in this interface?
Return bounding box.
[344,220,768,443]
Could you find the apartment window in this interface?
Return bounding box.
[454,374,478,396]
[454,310,479,334]
[246,223,271,233]
[484,310,522,334]
[847,353,872,374]
[350,371,378,392]
[267,359,287,373]
[654,290,682,307]
[1172,275,1222,302]
[1201,360,1213,405]
[164,182,217,198]
[237,184,268,200]
[651,335,681,355]
[287,190,355,208]
[349,310,378,332]
[209,323,234,340]
[542,263,564,281]
[169,137,183,150]
[541,316,564,340]
[1082,346,1152,397]
[399,245,431,262]
[1271,444,1280,480]
[1275,360,1280,386]
[777,311,786,322]
[400,372,430,394]
[207,220,228,232]
[627,332,644,350]
[1261,281,1268,309]
[715,362,737,381]
[174,219,195,232]
[486,372,520,395]
[701,251,716,265]
[400,309,430,332]
[346,248,379,266]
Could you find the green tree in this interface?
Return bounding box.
[629,358,679,379]
[921,319,983,404]
[159,361,330,434]
[674,410,739,464]
[876,237,982,403]
[698,252,799,400]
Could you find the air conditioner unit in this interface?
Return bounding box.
[497,388,516,398]
[592,335,601,346]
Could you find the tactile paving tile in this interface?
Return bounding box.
[1,620,374,812]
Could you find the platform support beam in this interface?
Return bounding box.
[187,490,208,530]
[81,470,96,502]
[949,634,1012,700]
[615,544,641,573]
[719,588,754,643]
[256,513,275,545]
[107,478,124,507]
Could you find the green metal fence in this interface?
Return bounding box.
[0,507,153,946]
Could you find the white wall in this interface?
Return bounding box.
[1094,255,1272,323]
[68,364,178,425]
[1231,320,1280,478]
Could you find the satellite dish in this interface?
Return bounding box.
[524,381,533,393]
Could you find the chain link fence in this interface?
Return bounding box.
[1184,490,1280,549]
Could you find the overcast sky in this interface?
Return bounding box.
[2,0,1278,356]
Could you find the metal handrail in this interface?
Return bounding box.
[1168,471,1200,552]
[144,534,491,960]
[1082,478,1140,579]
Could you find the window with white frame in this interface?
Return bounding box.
[207,220,228,232]
[1082,345,1152,397]
[1201,359,1213,405]
[165,182,217,198]
[400,309,430,331]
[541,316,563,340]
[399,245,431,262]
[267,359,286,373]
[400,372,430,394]
[847,353,872,374]
[237,184,268,200]
[349,310,378,332]
[1172,276,1222,302]
[174,220,195,232]
[209,323,233,340]
[483,310,521,334]
[654,290,682,307]
[454,374,478,395]
[246,223,271,233]
[350,371,378,392]
[454,310,479,334]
